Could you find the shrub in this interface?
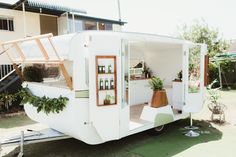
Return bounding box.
[23,66,43,82]
[209,62,220,88]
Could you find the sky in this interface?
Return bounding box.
[1,0,236,40]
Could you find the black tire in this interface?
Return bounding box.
[154,125,165,132]
[148,125,166,136]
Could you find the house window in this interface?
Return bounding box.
[98,22,113,30]
[84,21,97,30]
[105,23,113,30]
[0,17,14,31]
[68,18,84,33]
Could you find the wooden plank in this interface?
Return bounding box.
[35,38,49,60]
[59,63,73,90]
[13,63,23,81]
[2,33,53,46]
[204,55,209,86]
[13,43,26,61]
[13,60,61,64]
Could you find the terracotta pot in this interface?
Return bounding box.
[104,99,111,105]
[151,90,168,108]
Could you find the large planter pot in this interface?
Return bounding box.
[151,90,168,108]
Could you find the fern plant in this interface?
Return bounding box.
[149,76,164,91]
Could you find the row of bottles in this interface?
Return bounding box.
[99,78,114,90]
[98,64,112,74]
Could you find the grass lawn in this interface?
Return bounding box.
[0,90,235,157]
[0,115,35,129]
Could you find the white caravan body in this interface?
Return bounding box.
[0,31,207,144]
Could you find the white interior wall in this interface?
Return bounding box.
[129,42,183,86]
[145,45,183,86]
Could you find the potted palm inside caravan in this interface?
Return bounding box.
[149,76,168,108]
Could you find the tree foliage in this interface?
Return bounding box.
[178,20,229,58]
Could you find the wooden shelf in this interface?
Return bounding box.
[98,73,114,75]
[96,55,117,106]
[99,89,115,91]
[98,103,116,106]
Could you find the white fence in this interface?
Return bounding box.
[0,64,14,82]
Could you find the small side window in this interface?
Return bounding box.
[0,17,14,31]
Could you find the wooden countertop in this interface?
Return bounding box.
[130,77,151,81]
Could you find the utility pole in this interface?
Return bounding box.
[22,2,27,37]
[117,0,122,22]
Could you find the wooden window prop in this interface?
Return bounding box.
[96,56,117,106]
[204,55,209,87]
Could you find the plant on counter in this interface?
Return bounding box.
[173,70,182,82]
[18,88,69,114]
[149,76,164,91]
[104,94,114,105]
[149,76,168,108]
[143,63,151,78]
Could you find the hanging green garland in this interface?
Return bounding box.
[18,88,69,115]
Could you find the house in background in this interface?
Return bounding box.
[0,0,125,94]
[0,0,126,41]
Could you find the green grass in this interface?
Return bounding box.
[4,119,222,157]
[129,119,222,157]
[0,115,35,129]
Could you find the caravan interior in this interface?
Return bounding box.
[126,40,186,130]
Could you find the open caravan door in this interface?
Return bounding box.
[183,44,207,113]
[88,33,121,143]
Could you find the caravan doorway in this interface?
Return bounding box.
[125,40,185,130]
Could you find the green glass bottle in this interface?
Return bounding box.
[105,78,109,90]
[99,78,104,90]
[110,78,114,89]
[108,64,112,73]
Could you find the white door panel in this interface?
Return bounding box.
[88,34,121,141]
[183,44,206,113]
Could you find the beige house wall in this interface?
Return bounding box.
[0,8,40,42]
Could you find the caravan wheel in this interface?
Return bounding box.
[154,125,165,132]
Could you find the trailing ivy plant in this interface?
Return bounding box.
[18,88,69,115]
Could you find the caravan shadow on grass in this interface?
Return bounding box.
[4,119,222,157]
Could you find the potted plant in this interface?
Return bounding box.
[143,63,152,78]
[149,76,168,108]
[104,94,114,105]
[173,70,182,82]
[207,80,226,122]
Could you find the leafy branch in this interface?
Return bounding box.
[18,88,69,115]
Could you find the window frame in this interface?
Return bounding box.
[0,16,14,32]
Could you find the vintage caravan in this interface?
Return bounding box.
[0,31,207,144]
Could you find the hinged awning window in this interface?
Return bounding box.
[0,33,73,90]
